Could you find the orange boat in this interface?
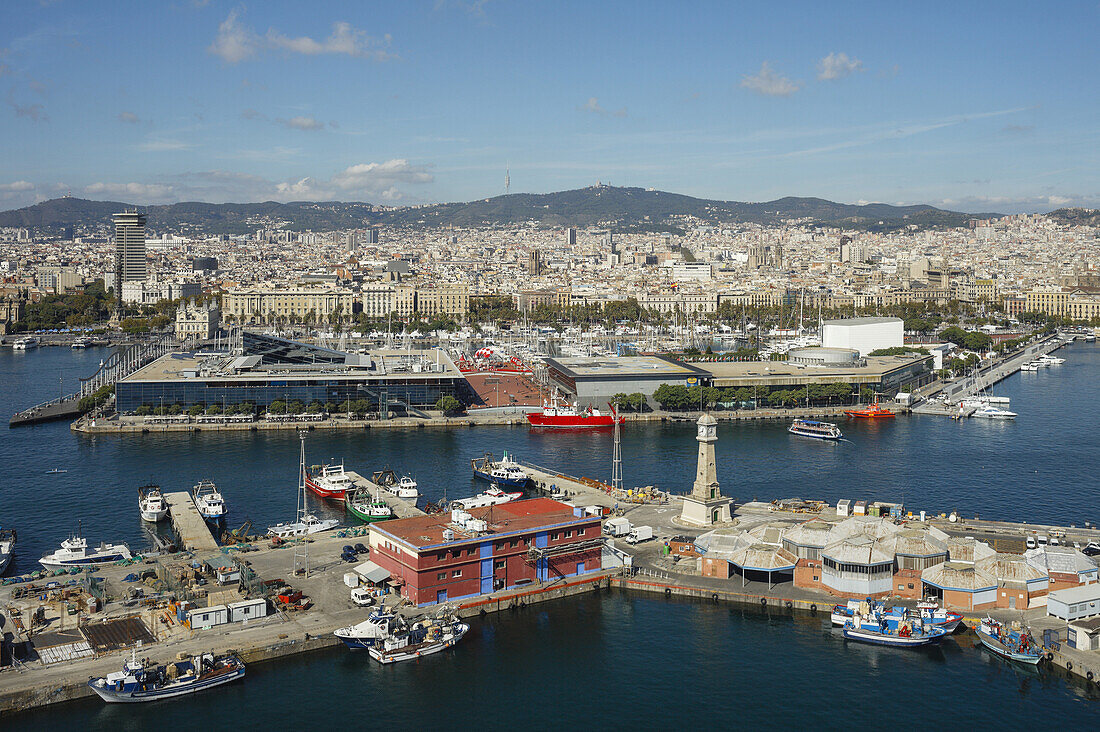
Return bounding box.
[844,402,895,419]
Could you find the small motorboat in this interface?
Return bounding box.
[391,476,419,500]
[88,650,245,703]
[192,480,227,523]
[368,610,469,664]
[843,403,895,419]
[40,535,132,569]
[45,468,67,475]
[971,405,1017,420]
[266,513,339,539]
[0,528,16,575]
[138,485,169,523]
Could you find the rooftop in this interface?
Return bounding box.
[372,497,594,550]
[821,316,904,326]
[703,354,929,387]
[544,355,708,380]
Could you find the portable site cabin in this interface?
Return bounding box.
[188,604,228,630]
[227,598,268,623]
[1046,584,1100,621]
[836,499,851,517]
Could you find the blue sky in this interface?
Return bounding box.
[1,0,1097,213]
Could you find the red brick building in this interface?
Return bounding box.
[368,498,604,606]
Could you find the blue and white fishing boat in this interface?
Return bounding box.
[368,611,469,664]
[470,451,529,489]
[975,617,1042,665]
[831,599,964,633]
[88,650,245,703]
[841,605,948,648]
[333,609,399,650]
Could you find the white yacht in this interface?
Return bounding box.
[192,480,226,522]
[138,486,168,523]
[1039,354,1065,365]
[266,513,339,538]
[40,535,132,569]
[0,528,16,574]
[971,405,1017,420]
[12,337,38,350]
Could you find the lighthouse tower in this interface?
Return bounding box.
[679,413,732,527]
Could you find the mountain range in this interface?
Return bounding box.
[0,186,1008,235]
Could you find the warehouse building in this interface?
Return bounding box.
[367,498,604,606]
[544,356,710,404]
[116,332,466,414]
[704,353,933,400]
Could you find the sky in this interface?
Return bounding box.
[1,0,1097,213]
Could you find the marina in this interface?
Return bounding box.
[2,339,1100,723]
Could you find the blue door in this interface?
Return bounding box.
[480,558,493,593]
[576,561,585,576]
[436,589,447,604]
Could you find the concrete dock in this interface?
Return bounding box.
[163,491,220,551]
[344,471,426,518]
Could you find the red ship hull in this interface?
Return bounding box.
[525,413,623,428]
[305,475,347,500]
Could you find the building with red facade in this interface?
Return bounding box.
[367,498,604,606]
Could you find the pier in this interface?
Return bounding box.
[163,491,219,552]
[344,471,426,518]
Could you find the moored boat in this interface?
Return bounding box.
[268,434,340,538]
[451,485,524,510]
[138,485,168,523]
[334,610,400,649]
[0,528,16,575]
[368,611,469,664]
[971,405,1017,420]
[470,451,529,488]
[12,337,38,350]
[306,461,354,501]
[975,617,1042,665]
[843,402,895,419]
[525,396,622,429]
[345,485,394,523]
[842,620,947,647]
[88,650,245,703]
[192,480,227,523]
[390,475,419,500]
[788,419,843,440]
[831,599,963,633]
[40,534,132,569]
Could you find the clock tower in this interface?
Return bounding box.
[679,413,732,527]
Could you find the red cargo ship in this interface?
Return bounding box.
[525,399,624,429]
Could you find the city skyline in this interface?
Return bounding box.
[1,1,1097,213]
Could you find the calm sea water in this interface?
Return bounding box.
[2,342,1098,727]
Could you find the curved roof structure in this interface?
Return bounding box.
[822,535,893,566]
[745,521,796,546]
[946,537,996,564]
[825,516,901,545]
[782,518,834,548]
[880,528,948,558]
[729,543,798,572]
[1024,546,1099,576]
[978,553,1047,584]
[921,561,997,591]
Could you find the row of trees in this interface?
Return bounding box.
[652,382,868,411]
[938,326,993,352]
[18,280,113,331]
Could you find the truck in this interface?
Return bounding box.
[604,517,631,537]
[626,525,654,544]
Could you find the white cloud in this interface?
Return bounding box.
[208,10,393,64]
[277,115,325,131]
[0,180,34,192]
[740,62,800,97]
[579,97,627,118]
[117,111,139,123]
[817,52,863,81]
[208,9,257,63]
[138,139,192,152]
[84,182,176,201]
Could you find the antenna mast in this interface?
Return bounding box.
[293,431,310,577]
[610,404,623,493]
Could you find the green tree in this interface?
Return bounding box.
[135,404,153,416]
[206,404,223,415]
[435,394,464,416]
[287,400,305,415]
[188,404,205,417]
[268,400,287,414]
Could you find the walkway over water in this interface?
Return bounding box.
[164,491,219,552]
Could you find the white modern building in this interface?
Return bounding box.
[821,316,904,357]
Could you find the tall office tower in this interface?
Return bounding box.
[365,228,379,244]
[528,249,543,276]
[113,211,146,302]
[604,231,616,254]
[566,227,577,246]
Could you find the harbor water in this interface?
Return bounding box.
[2,342,1099,726]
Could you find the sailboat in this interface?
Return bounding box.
[267,434,340,538]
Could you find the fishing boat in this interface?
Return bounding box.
[192,480,227,523]
[334,610,400,650]
[831,599,963,633]
[12,337,38,350]
[345,485,394,523]
[306,461,354,501]
[788,419,843,440]
[368,611,469,664]
[843,618,947,647]
[525,395,622,429]
[843,402,895,419]
[0,528,16,575]
[88,649,245,703]
[40,534,132,569]
[451,486,524,510]
[975,617,1042,665]
[470,451,529,488]
[267,434,340,538]
[372,469,420,500]
[138,485,168,523]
